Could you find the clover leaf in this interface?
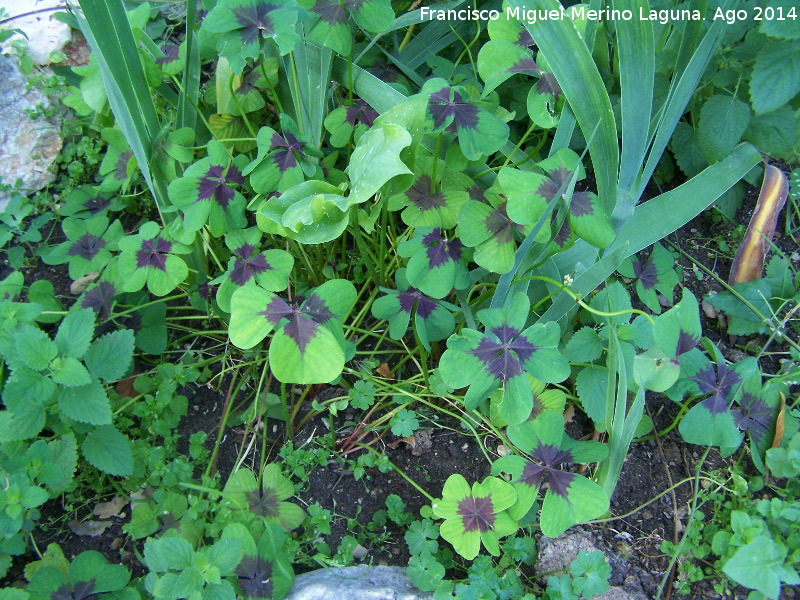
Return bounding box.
[117,222,191,296]
[297,0,394,56]
[245,117,315,195]
[42,215,124,279]
[223,464,306,531]
[432,474,518,560]
[618,243,680,313]
[439,293,569,426]
[229,279,356,383]
[371,268,456,351]
[492,411,609,537]
[397,227,468,299]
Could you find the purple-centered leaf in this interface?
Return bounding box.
[692,362,741,415]
[406,175,447,212]
[308,0,349,23]
[568,192,597,217]
[283,315,320,353]
[299,293,335,325]
[136,237,173,272]
[113,151,133,181]
[229,242,271,286]
[261,295,294,325]
[80,281,119,322]
[245,487,281,518]
[457,495,496,533]
[270,132,306,173]
[423,228,464,269]
[67,233,107,261]
[505,57,541,75]
[676,330,699,357]
[398,290,437,319]
[237,554,274,598]
[198,164,245,209]
[537,72,562,97]
[732,391,774,446]
[233,1,284,45]
[81,194,114,215]
[429,87,480,131]
[344,99,378,126]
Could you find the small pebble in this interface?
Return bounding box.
[496,444,508,457]
[447,443,459,458]
[461,443,469,453]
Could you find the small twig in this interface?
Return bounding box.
[0,6,67,25]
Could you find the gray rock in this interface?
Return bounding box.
[284,565,432,600]
[0,0,73,65]
[0,54,62,211]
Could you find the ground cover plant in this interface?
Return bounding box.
[0,0,799,598]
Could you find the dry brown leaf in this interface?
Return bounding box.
[772,392,786,449]
[563,404,575,424]
[70,272,100,295]
[93,496,129,519]
[388,429,433,455]
[69,520,112,537]
[377,363,393,379]
[115,368,140,398]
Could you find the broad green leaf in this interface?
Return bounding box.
[15,325,57,372]
[743,106,799,159]
[758,0,800,39]
[670,122,708,178]
[723,536,799,599]
[575,365,609,431]
[564,327,603,363]
[50,357,92,387]
[54,309,95,359]
[0,402,46,442]
[83,329,136,382]
[57,382,112,425]
[697,95,751,163]
[347,123,412,205]
[82,425,134,476]
[144,537,195,573]
[750,39,800,115]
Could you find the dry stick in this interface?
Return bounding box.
[208,367,241,479]
[647,404,680,600]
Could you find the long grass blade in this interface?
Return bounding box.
[178,0,200,132]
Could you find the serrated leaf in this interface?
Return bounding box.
[50,357,91,387]
[575,366,609,431]
[750,39,800,115]
[759,0,800,40]
[697,95,751,163]
[82,425,133,476]
[57,382,111,425]
[16,325,57,371]
[54,309,95,360]
[670,122,707,178]
[83,329,135,381]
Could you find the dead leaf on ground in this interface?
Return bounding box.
[70,272,99,295]
[69,520,112,537]
[388,429,433,456]
[772,392,786,448]
[377,363,393,379]
[563,404,575,424]
[115,368,140,398]
[93,496,129,519]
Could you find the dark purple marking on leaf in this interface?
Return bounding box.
[467,185,486,203]
[53,578,97,600]
[517,29,535,47]
[67,233,107,261]
[300,293,335,325]
[156,44,180,65]
[732,392,775,446]
[484,201,519,245]
[246,487,281,518]
[233,1,280,45]
[632,256,658,290]
[398,289,437,319]
[552,216,572,248]
[345,100,378,127]
[237,554,274,598]
[675,330,699,357]
[406,176,447,212]
[569,192,595,218]
[310,0,349,24]
[468,327,528,383]
[235,243,257,259]
[422,228,463,269]
[230,254,270,286]
[505,57,541,75]
[537,72,562,97]
[269,132,306,174]
[428,87,480,131]
[548,469,575,498]
[515,444,576,498]
[692,362,741,415]
[135,237,173,271]
[196,281,216,302]
[368,60,399,82]
[114,151,133,181]
[259,295,293,324]
[81,281,118,322]
[82,194,113,215]
[456,494,496,532]
[198,164,244,209]
[283,315,319,353]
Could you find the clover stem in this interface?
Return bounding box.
[355,443,435,503]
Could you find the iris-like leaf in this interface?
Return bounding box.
[202,0,301,73]
[387,157,467,229]
[492,411,609,537]
[398,227,469,299]
[422,79,510,161]
[371,269,456,351]
[229,279,356,383]
[432,474,518,560]
[42,216,124,279]
[617,243,679,313]
[117,222,191,296]
[214,227,294,313]
[439,293,570,425]
[223,465,306,530]
[298,0,393,55]
[168,140,248,237]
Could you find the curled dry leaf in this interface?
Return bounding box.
[563,404,575,424]
[387,428,433,455]
[376,362,393,379]
[93,496,129,519]
[772,392,786,449]
[70,272,100,295]
[69,520,112,537]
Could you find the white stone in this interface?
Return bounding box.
[284,565,432,600]
[0,0,72,65]
[0,54,62,210]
